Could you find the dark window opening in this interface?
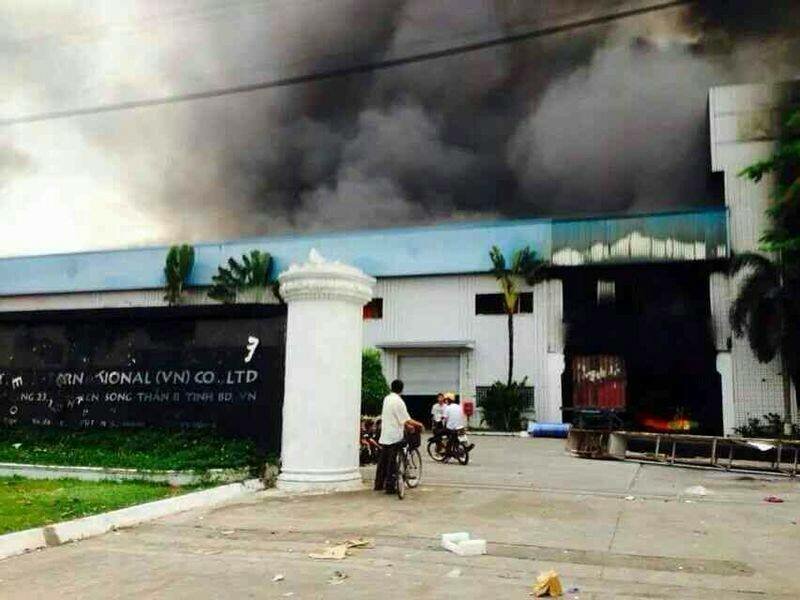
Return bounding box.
[475,292,532,315]
[363,298,383,320]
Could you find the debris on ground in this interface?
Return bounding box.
[764,496,784,503]
[532,570,563,597]
[446,568,462,578]
[684,485,711,496]
[272,574,285,583]
[309,538,372,560]
[328,571,348,585]
[441,532,487,556]
[624,495,635,501]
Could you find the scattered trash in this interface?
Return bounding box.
[567,588,579,594]
[221,530,235,536]
[309,538,371,560]
[532,570,563,597]
[684,500,695,504]
[328,571,348,585]
[192,549,222,556]
[310,545,348,560]
[283,593,294,597]
[11,443,21,449]
[624,495,635,501]
[684,485,711,496]
[446,568,462,578]
[272,574,285,583]
[764,495,784,503]
[441,532,487,556]
[748,441,775,452]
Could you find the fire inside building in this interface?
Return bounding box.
[0,81,795,437]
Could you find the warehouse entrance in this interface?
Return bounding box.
[560,263,723,435]
[397,353,460,427]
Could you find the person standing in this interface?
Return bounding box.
[374,379,423,493]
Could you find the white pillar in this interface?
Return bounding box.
[276,249,375,492]
[717,352,735,436]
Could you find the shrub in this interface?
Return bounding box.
[361,348,389,415]
[734,413,799,438]
[478,379,530,431]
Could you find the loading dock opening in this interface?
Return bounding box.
[397,354,460,426]
[560,263,723,435]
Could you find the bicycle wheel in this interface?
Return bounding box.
[406,448,422,488]
[427,438,446,462]
[456,443,470,466]
[395,450,406,499]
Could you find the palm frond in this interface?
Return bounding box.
[729,252,777,277]
[730,269,779,337]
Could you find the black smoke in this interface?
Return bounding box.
[1,1,799,253]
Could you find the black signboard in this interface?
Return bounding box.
[0,304,286,452]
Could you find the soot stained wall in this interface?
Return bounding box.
[0,305,286,452]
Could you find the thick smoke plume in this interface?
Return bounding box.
[1,0,799,255]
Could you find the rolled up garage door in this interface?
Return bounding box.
[397,354,460,395]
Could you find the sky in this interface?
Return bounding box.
[1,0,799,257]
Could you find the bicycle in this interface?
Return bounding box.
[394,431,423,500]
[426,428,471,465]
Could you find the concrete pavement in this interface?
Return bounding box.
[2,437,799,599]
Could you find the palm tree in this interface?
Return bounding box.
[163,244,195,306]
[729,253,800,420]
[489,246,546,386]
[208,250,276,304]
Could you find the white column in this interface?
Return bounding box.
[717,352,735,436]
[277,249,375,492]
[543,353,565,423]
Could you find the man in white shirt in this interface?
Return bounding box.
[444,397,475,452]
[431,393,446,430]
[374,379,423,493]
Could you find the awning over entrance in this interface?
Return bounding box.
[375,340,474,350]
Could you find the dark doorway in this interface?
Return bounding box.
[403,395,440,430]
[560,263,723,435]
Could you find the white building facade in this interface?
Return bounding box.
[709,80,800,431]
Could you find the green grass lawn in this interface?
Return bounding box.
[0,476,199,534]
[0,426,265,472]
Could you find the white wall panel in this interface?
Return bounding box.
[710,80,799,426]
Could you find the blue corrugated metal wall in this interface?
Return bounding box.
[0,208,726,296]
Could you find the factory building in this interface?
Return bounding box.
[0,81,795,435]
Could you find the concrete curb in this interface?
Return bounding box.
[0,478,264,561]
[0,463,251,485]
[469,431,528,437]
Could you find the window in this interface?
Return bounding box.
[596,280,616,306]
[363,298,383,319]
[475,292,532,315]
